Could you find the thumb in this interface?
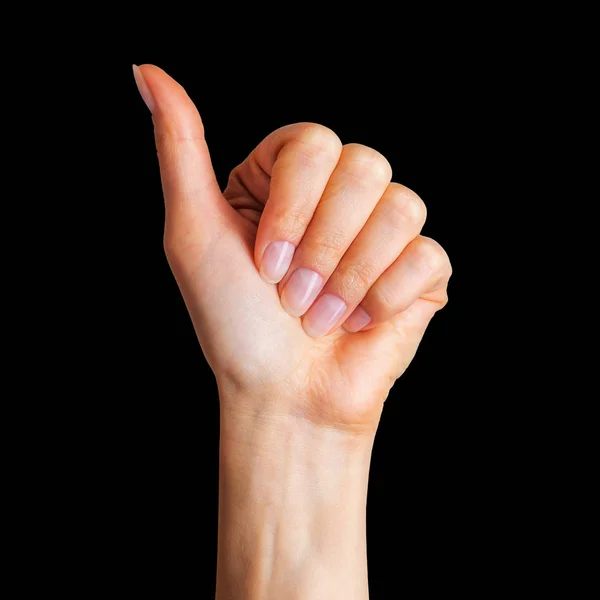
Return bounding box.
[133,64,230,232]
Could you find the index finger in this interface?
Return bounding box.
[225,123,342,283]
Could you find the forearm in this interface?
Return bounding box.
[216,400,374,600]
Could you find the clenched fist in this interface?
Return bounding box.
[133,64,451,434]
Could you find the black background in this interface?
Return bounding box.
[14,11,579,594]
[84,46,501,597]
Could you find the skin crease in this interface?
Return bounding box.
[133,64,452,598]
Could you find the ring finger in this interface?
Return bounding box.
[344,235,452,332]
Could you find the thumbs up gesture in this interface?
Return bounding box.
[134,64,451,434]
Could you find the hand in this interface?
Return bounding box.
[134,64,452,598]
[133,65,451,436]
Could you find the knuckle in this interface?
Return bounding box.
[154,129,205,153]
[294,123,342,162]
[337,261,376,297]
[445,256,453,280]
[343,144,393,183]
[434,286,450,310]
[274,208,313,238]
[386,184,427,227]
[372,282,399,315]
[416,237,449,272]
[309,230,347,268]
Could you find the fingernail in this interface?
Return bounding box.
[303,294,347,338]
[132,65,156,114]
[281,268,324,317]
[343,306,372,332]
[260,241,295,283]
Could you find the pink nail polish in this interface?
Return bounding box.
[343,306,372,332]
[260,241,295,283]
[303,294,347,338]
[281,268,324,317]
[132,65,156,114]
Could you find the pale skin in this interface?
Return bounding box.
[133,64,452,599]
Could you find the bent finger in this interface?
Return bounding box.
[343,236,451,332]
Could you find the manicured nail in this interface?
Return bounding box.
[132,65,156,113]
[343,306,372,332]
[281,268,324,317]
[260,241,295,283]
[303,294,347,338]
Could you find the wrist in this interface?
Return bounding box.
[216,394,374,600]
